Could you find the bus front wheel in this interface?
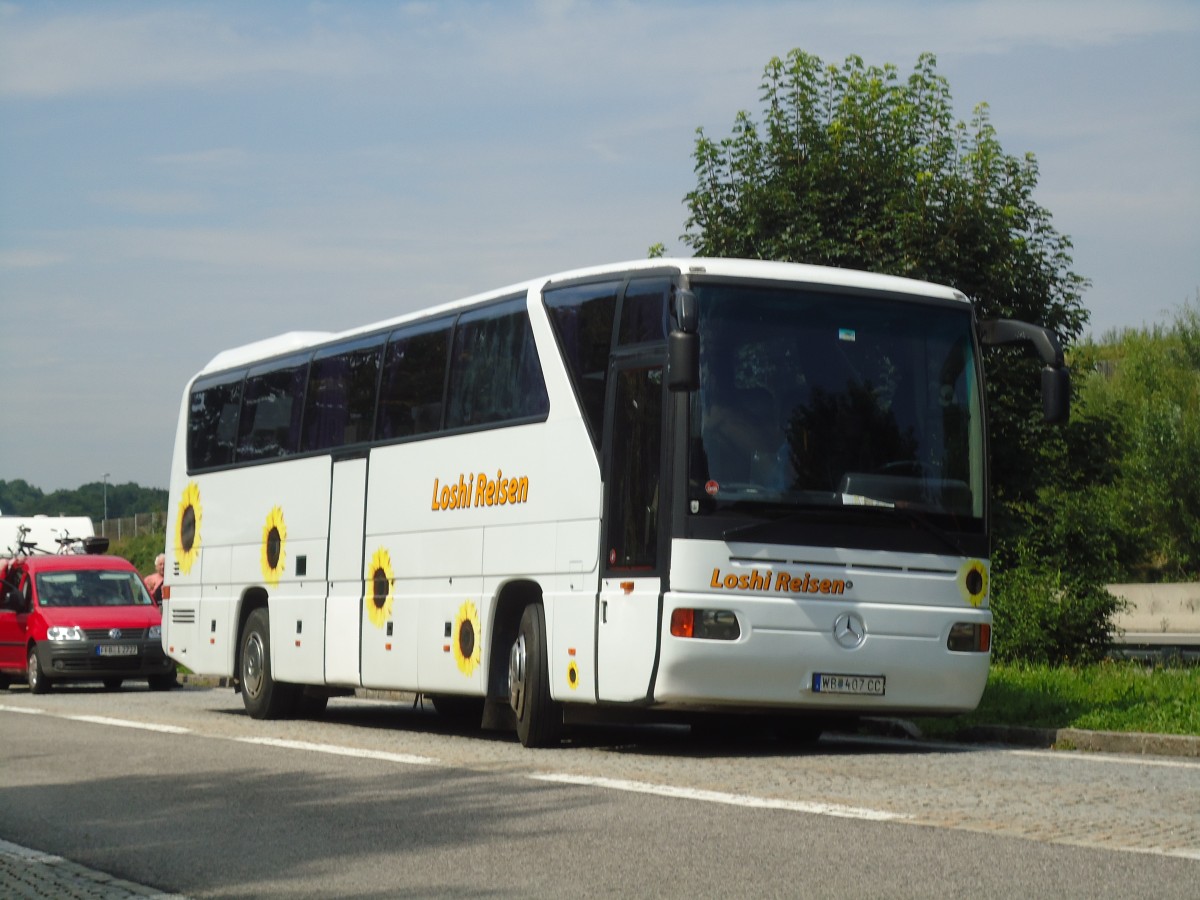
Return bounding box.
[508,603,562,748]
[240,608,293,719]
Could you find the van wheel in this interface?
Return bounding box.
[239,608,294,719]
[508,604,562,748]
[27,645,50,694]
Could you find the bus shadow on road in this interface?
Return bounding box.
[208,693,983,759]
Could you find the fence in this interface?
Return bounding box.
[96,512,168,541]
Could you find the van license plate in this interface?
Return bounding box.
[813,674,885,695]
[98,645,138,657]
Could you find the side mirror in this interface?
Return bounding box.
[667,331,700,391]
[1042,365,1070,424]
[673,289,697,334]
[980,318,1071,424]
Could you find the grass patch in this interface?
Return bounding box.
[916,661,1200,738]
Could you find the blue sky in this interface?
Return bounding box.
[1,0,1197,492]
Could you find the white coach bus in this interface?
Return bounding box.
[163,258,1068,746]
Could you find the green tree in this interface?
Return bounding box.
[0,479,168,522]
[682,50,1110,662]
[1068,301,1200,579]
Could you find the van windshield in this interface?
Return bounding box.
[36,571,154,607]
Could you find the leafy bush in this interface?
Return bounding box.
[990,565,1122,665]
[108,528,167,578]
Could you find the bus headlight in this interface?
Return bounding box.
[46,625,85,642]
[670,609,740,641]
[947,622,990,652]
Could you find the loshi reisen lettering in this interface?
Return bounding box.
[709,567,846,595]
[431,469,530,511]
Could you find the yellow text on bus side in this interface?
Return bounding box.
[710,567,847,595]
[431,470,530,511]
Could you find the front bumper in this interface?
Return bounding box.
[35,639,175,682]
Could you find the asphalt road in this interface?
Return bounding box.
[1,683,1198,898]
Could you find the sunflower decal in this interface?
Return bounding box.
[366,546,395,629]
[453,600,481,676]
[175,481,203,575]
[566,660,580,690]
[260,506,287,586]
[958,559,989,608]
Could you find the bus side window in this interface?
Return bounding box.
[618,277,669,345]
[445,299,549,430]
[302,337,384,452]
[188,372,244,471]
[377,318,453,440]
[544,280,619,448]
[237,356,309,461]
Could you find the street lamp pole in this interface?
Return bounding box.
[103,473,110,525]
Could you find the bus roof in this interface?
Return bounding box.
[194,258,969,378]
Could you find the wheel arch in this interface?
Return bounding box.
[233,585,269,692]
[485,578,542,701]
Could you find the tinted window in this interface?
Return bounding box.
[302,336,384,452]
[544,281,618,445]
[445,298,549,429]
[606,365,663,570]
[618,277,669,345]
[188,371,244,471]
[237,355,309,461]
[377,318,452,440]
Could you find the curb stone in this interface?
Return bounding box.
[0,839,188,899]
[896,721,1200,758]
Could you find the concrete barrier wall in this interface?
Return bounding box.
[1109,583,1200,644]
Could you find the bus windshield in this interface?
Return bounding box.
[689,282,985,524]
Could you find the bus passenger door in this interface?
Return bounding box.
[325,452,368,685]
[596,361,665,703]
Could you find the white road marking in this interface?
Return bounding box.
[234,735,439,766]
[531,772,908,821]
[1009,748,1200,770]
[6,703,1199,860]
[64,714,190,734]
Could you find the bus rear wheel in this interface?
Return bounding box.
[239,608,294,719]
[508,603,562,748]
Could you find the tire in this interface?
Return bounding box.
[103,678,124,690]
[239,608,294,719]
[27,645,49,694]
[508,603,562,748]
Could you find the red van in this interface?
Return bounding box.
[0,553,176,692]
